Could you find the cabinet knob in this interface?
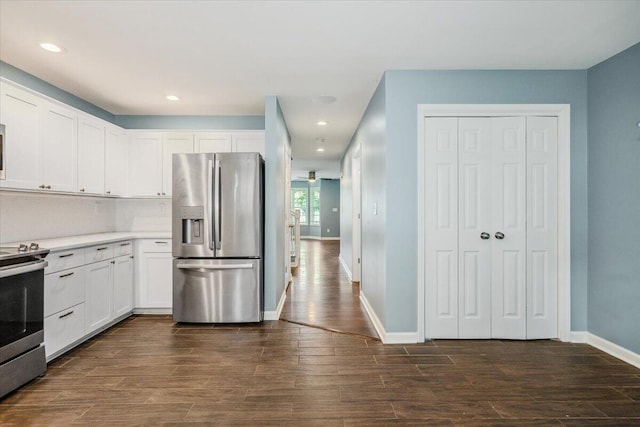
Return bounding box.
[39,184,45,189]
[480,232,490,240]
[130,255,134,259]
[110,260,115,264]
[495,232,505,240]
[45,185,51,189]
[162,192,166,196]
[80,188,85,192]
[106,190,111,194]
[157,192,161,196]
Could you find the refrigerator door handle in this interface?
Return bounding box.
[207,159,214,251]
[214,159,222,250]
[176,263,253,270]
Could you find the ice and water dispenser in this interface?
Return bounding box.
[180,206,205,245]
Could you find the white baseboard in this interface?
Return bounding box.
[133,308,172,315]
[359,292,420,344]
[338,254,352,281]
[586,332,640,369]
[300,236,340,241]
[570,331,587,343]
[264,289,287,320]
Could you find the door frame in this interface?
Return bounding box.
[352,155,362,282]
[417,104,571,342]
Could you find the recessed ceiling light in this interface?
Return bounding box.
[40,42,63,53]
[166,95,180,101]
[312,96,337,104]
[316,148,325,152]
[317,121,328,126]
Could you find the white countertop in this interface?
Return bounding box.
[6,231,172,252]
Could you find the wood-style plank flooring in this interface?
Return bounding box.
[1,316,640,425]
[280,239,379,339]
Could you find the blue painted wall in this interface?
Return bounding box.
[587,43,640,354]
[264,96,291,312]
[114,115,264,130]
[383,70,588,333]
[1,61,264,130]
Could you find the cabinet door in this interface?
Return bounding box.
[77,115,105,194]
[105,126,126,196]
[41,101,78,192]
[85,260,113,333]
[232,132,265,157]
[196,132,232,153]
[113,255,134,318]
[139,251,173,308]
[0,82,41,189]
[128,133,162,196]
[44,302,85,359]
[162,132,194,196]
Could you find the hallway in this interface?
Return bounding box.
[280,239,378,339]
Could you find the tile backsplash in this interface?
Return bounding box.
[0,191,117,244]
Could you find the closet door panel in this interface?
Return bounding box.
[458,118,492,338]
[424,117,459,338]
[526,116,558,339]
[490,117,527,339]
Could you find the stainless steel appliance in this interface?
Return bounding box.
[0,243,49,397]
[172,152,264,323]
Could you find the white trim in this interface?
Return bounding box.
[264,290,287,320]
[417,104,571,342]
[133,308,172,315]
[300,236,340,241]
[587,332,640,369]
[360,292,420,344]
[338,254,352,281]
[570,331,587,343]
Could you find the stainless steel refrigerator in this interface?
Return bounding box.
[172,152,264,323]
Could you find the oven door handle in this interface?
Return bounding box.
[0,260,48,279]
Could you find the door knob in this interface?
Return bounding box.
[495,232,505,240]
[480,232,490,240]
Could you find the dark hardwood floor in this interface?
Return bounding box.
[281,239,379,339]
[1,316,639,425]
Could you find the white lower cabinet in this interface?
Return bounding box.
[44,239,134,360]
[113,255,134,317]
[85,259,114,333]
[136,239,173,309]
[44,303,85,358]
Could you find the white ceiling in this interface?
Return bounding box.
[1,1,639,179]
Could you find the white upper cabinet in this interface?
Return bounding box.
[40,100,78,192]
[162,132,194,196]
[77,114,106,194]
[232,132,265,157]
[128,132,163,197]
[195,132,232,153]
[105,125,126,196]
[0,81,41,189]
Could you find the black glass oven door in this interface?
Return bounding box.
[0,267,44,351]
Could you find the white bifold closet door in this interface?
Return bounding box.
[425,116,558,340]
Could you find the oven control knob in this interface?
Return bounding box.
[29,242,40,250]
[18,244,28,252]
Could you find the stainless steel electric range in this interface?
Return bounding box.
[0,243,49,398]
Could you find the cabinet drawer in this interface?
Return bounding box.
[85,243,114,263]
[44,303,85,358]
[46,248,86,274]
[138,239,172,253]
[44,267,85,317]
[114,240,133,257]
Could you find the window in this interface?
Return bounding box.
[310,189,320,225]
[291,188,308,224]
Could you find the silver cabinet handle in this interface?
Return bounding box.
[120,242,130,246]
[176,263,253,270]
[58,311,74,319]
[59,272,75,278]
[96,247,108,251]
[480,232,490,240]
[154,241,168,244]
[59,253,74,258]
[495,232,505,240]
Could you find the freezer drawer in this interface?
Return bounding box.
[173,258,263,323]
